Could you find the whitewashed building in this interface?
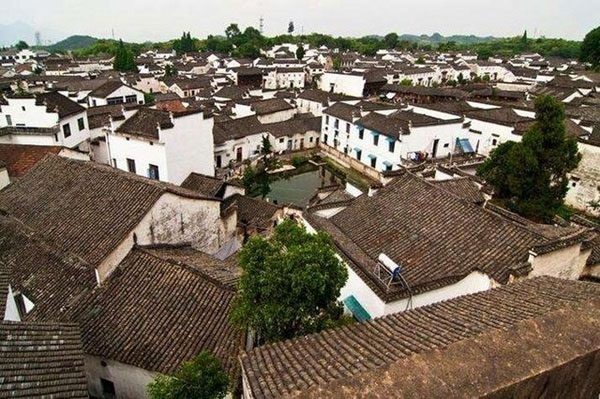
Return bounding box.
[0,92,90,150]
[107,107,215,184]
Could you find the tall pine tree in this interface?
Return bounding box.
[113,39,137,72]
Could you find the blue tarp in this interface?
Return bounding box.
[343,296,371,322]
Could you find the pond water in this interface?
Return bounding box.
[262,167,342,207]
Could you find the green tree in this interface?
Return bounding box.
[288,21,295,34]
[477,95,581,222]
[295,45,305,60]
[261,135,272,155]
[520,30,528,49]
[415,57,425,64]
[15,40,28,50]
[174,32,196,53]
[580,26,600,68]
[400,78,413,86]
[384,32,399,49]
[477,48,493,60]
[147,351,229,399]
[225,23,241,40]
[332,55,342,71]
[113,39,137,72]
[164,64,177,77]
[231,219,348,344]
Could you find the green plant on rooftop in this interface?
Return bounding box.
[147,351,229,399]
[231,219,348,344]
[477,95,581,223]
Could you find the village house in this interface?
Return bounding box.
[0,143,89,187]
[87,80,145,107]
[107,107,215,184]
[0,156,242,398]
[233,98,296,123]
[0,91,90,150]
[319,70,387,97]
[320,101,474,175]
[213,115,269,168]
[240,277,600,398]
[263,114,322,153]
[262,67,306,90]
[296,89,358,116]
[0,278,88,398]
[304,171,594,319]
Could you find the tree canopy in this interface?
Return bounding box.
[173,31,196,53]
[113,39,137,72]
[580,26,600,68]
[477,95,581,222]
[295,45,305,60]
[288,21,295,34]
[15,40,29,50]
[384,32,399,49]
[231,219,348,344]
[147,351,229,399]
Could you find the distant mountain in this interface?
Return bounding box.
[0,21,65,47]
[46,35,99,52]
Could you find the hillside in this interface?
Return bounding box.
[47,35,98,52]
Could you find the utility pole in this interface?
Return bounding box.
[35,31,41,46]
[259,16,264,34]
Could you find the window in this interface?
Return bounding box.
[279,138,285,143]
[356,149,362,161]
[325,115,329,125]
[5,115,11,126]
[106,96,123,105]
[309,136,314,143]
[62,123,71,138]
[358,128,364,140]
[492,139,498,146]
[370,156,377,168]
[388,140,395,153]
[385,163,393,172]
[334,119,339,129]
[345,123,350,134]
[443,143,449,148]
[148,164,160,180]
[125,95,137,103]
[323,134,328,144]
[21,106,26,111]
[112,159,117,167]
[77,117,85,131]
[100,378,116,399]
[216,155,222,168]
[126,158,136,173]
[373,134,379,146]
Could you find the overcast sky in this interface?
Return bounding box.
[3,0,598,43]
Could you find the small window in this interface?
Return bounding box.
[373,134,379,146]
[385,163,393,172]
[323,134,328,144]
[106,96,123,105]
[279,138,284,143]
[345,123,350,134]
[571,182,577,187]
[356,149,362,161]
[358,128,364,140]
[126,158,136,173]
[77,117,85,131]
[388,140,395,153]
[112,159,117,168]
[5,115,12,126]
[325,115,329,125]
[334,119,339,129]
[100,378,116,398]
[125,95,137,103]
[21,106,26,111]
[370,156,377,168]
[62,123,71,138]
[492,139,498,146]
[148,164,160,180]
[309,137,314,143]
